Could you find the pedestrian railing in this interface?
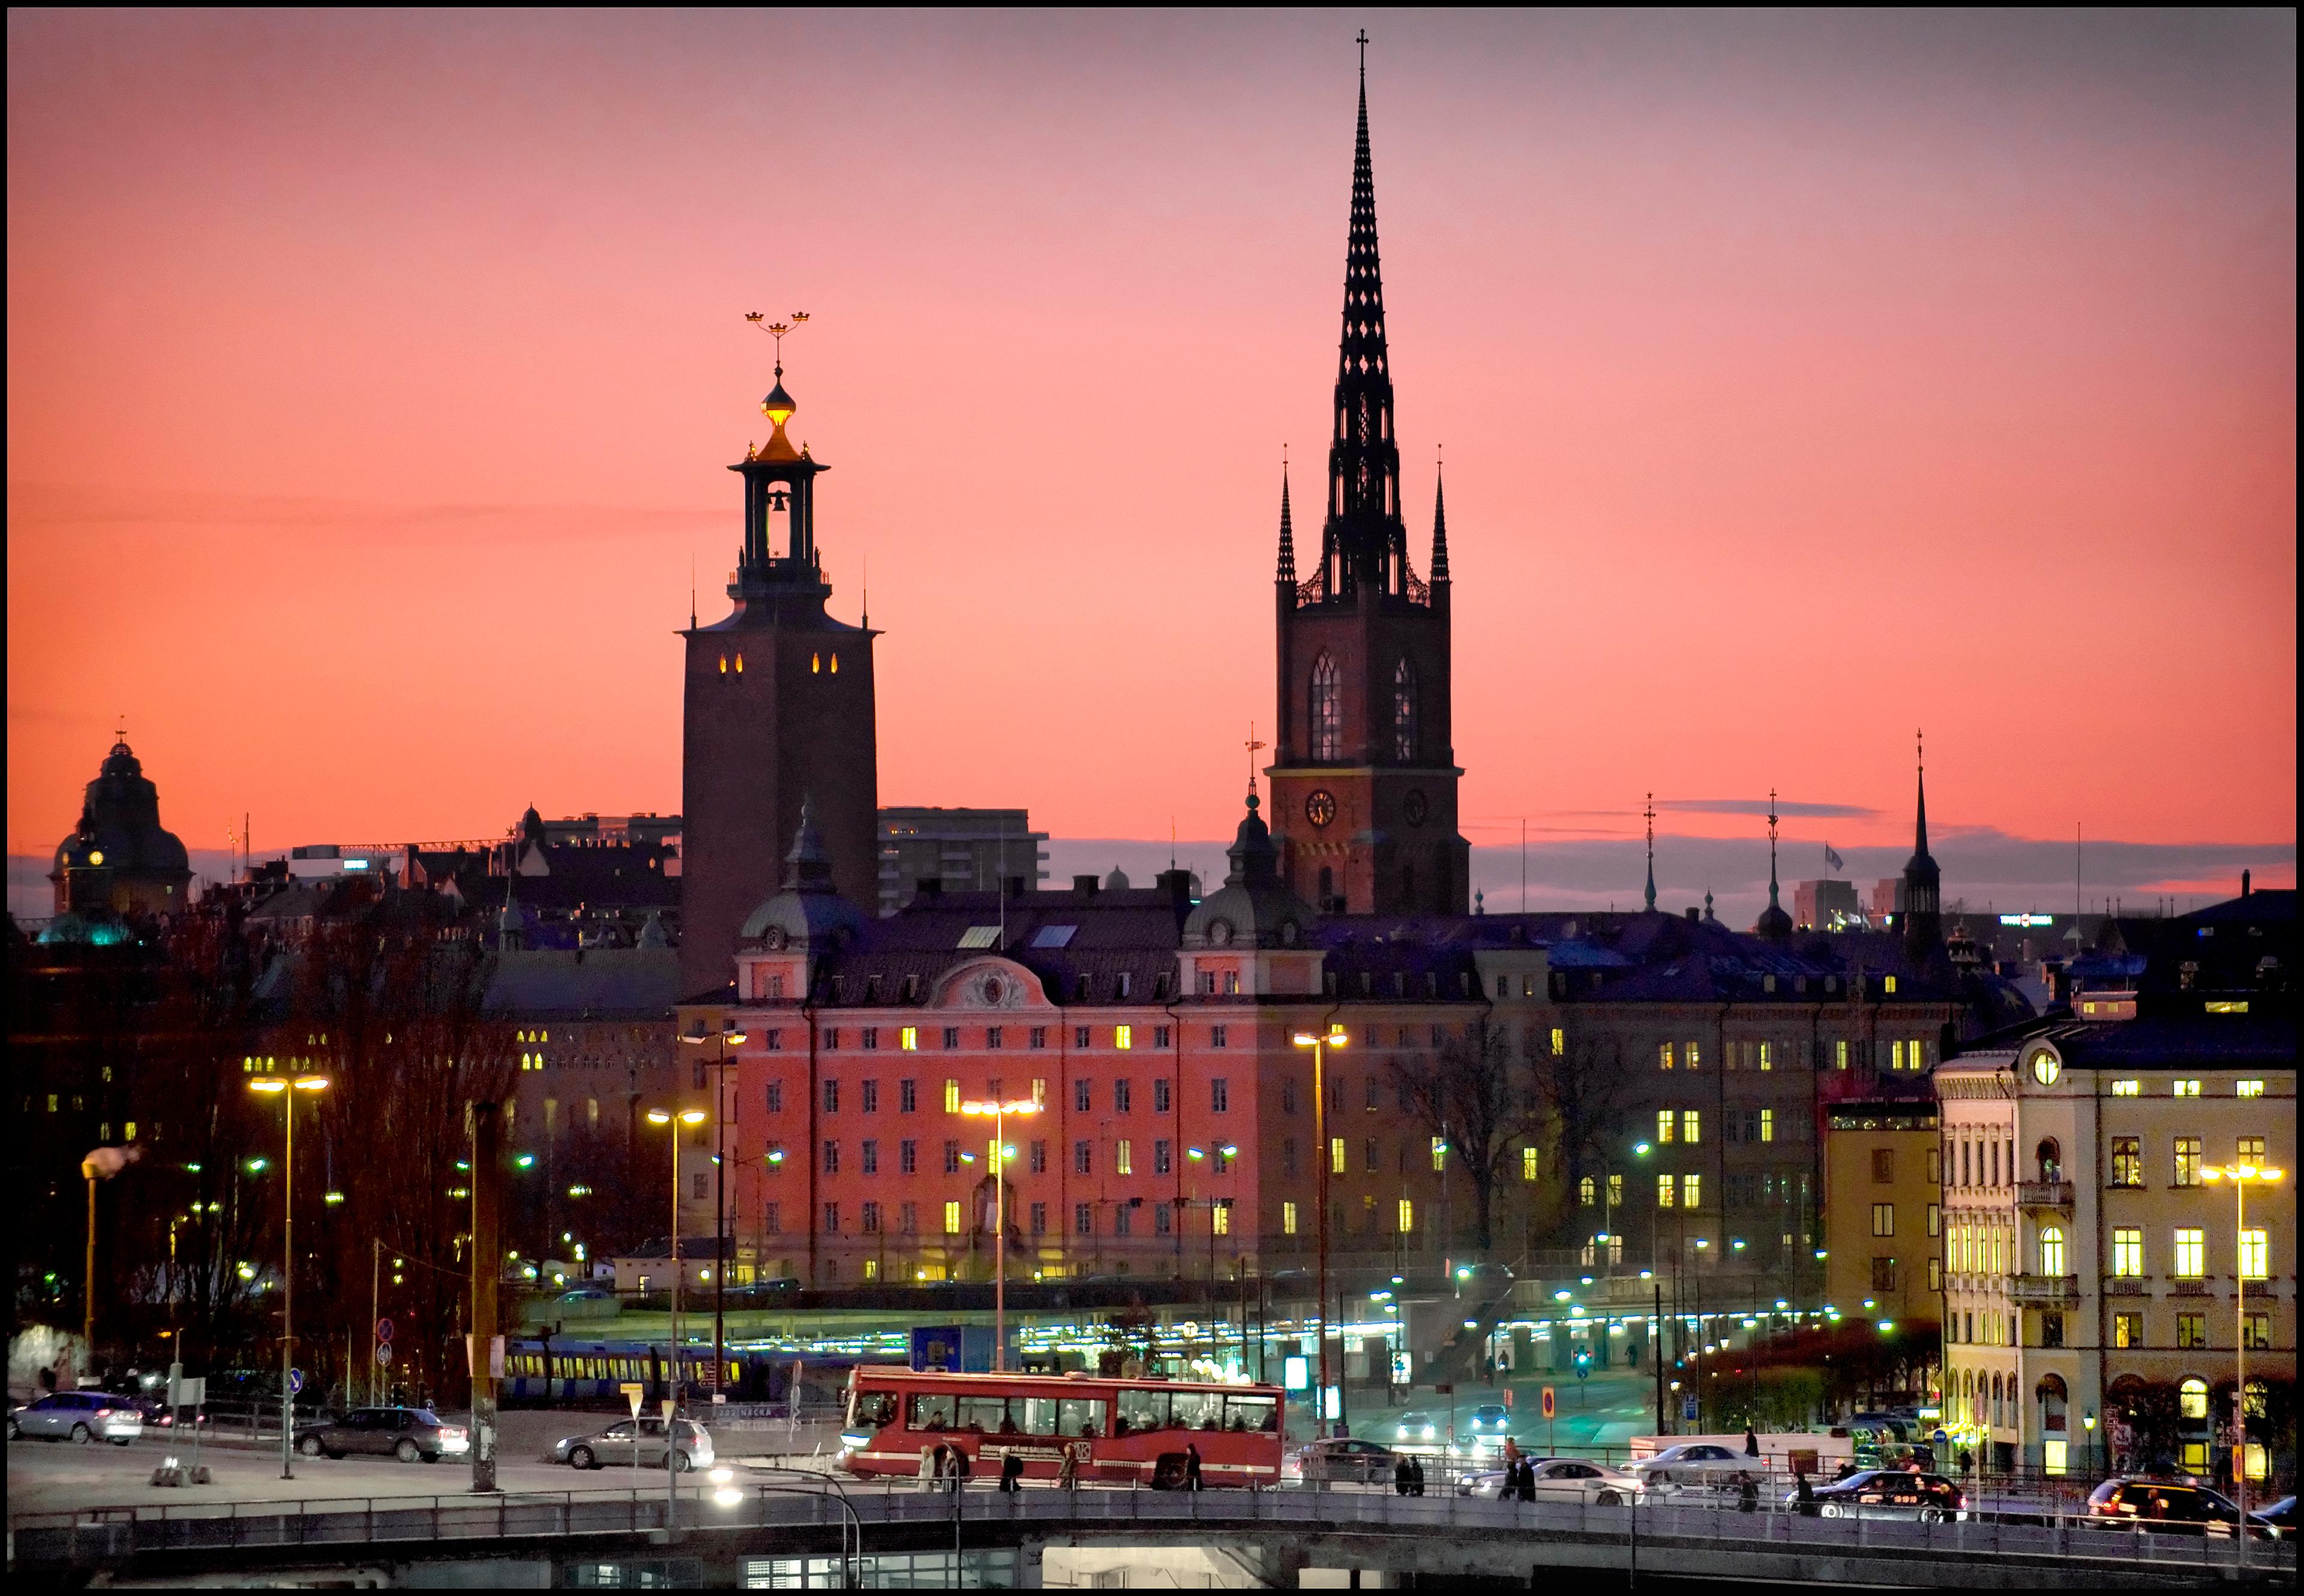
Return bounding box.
[11,1474,2293,1580]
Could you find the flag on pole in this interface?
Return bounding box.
[1824,843,1844,872]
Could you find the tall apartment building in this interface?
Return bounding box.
[877,808,1048,917]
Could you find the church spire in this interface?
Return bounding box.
[1276,458,1296,584]
[1757,787,1793,941]
[1643,791,1657,913]
[1309,31,1406,605]
[1901,730,1943,960]
[1430,455,1450,583]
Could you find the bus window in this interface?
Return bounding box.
[1172,1390,1223,1431]
[1118,1388,1172,1435]
[850,1389,898,1430]
[1057,1397,1104,1438]
[957,1396,1012,1433]
[1225,1394,1278,1433]
[912,1391,957,1432]
[1018,1396,1058,1436]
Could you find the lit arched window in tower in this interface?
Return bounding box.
[1392,656,1418,762]
[1309,653,1341,761]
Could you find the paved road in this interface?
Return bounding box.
[1345,1366,1659,1458]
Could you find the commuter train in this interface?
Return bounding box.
[498,1337,858,1409]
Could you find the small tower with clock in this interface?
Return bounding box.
[1265,55,1468,917]
[678,320,880,998]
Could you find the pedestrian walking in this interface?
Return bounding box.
[1795,1471,1816,1517]
[1516,1458,1536,1502]
[952,1446,973,1492]
[1409,1456,1426,1497]
[918,1446,937,1490]
[1394,1455,1414,1496]
[1058,1444,1081,1491]
[1185,1442,1204,1492]
[1738,1476,1759,1514]
[1744,1426,1760,1458]
[1000,1451,1024,1494]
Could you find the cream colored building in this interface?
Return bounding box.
[1939,1008,2293,1476]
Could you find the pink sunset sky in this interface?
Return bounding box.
[8,11,2295,920]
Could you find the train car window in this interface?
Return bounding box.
[1118,1388,1172,1434]
[1057,1397,1104,1438]
[911,1392,957,1431]
[1225,1394,1279,1432]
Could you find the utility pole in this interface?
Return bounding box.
[469,1099,503,1493]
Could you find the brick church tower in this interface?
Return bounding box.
[679,347,878,997]
[1267,57,1468,916]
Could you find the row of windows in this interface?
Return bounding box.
[796,1196,1241,1239]
[1942,1220,2272,1282]
[2109,1077,2266,1099]
[815,1024,1177,1053]
[775,1076,1232,1117]
[2113,1134,2268,1188]
[797,1137,1242,1180]
[712,650,839,674]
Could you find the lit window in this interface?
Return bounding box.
[1309,653,1341,760]
[1115,1139,1132,1176]
[1115,1025,1133,1051]
[2237,1079,2265,1098]
[1211,1203,1229,1236]
[1681,1111,1701,1144]
[1522,1147,1540,1182]
[1576,1175,1595,1206]
[2205,1000,2249,1015]
[1759,1109,1774,1143]
[1927,1202,1940,1237]
[1685,1043,1701,1070]
[2179,1379,2209,1420]
[1884,976,1898,994]
[2239,1135,2266,1162]
[1657,1110,1676,1145]
[1397,1198,1415,1233]
[1331,1138,1347,1175]
[1872,1203,1894,1238]
[1835,1040,1849,1070]
[1656,1174,1675,1208]
[1430,1136,1448,1172]
[811,653,821,674]
[1892,1040,1906,1070]
[1758,1042,1772,1072]
[2173,1079,2200,1097]
[2038,1225,2065,1276]
[2111,1136,2142,1187]
[2174,1137,2202,1187]
[901,1027,918,1051]
[944,1201,962,1235]
[1681,1175,1700,1208]
[2111,1079,2140,1097]
[1282,1201,1298,1236]
[1550,1028,1565,1057]
[944,1079,960,1114]
[2173,1228,2204,1278]
[2111,1228,2142,1276]
[1608,1174,1621,1205]
[2240,1229,2268,1280]
[1660,1043,1675,1070]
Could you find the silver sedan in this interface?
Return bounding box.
[1460,1457,1645,1505]
[9,1391,143,1445]
[555,1417,715,1472]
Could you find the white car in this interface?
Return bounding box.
[10,1391,143,1445]
[1631,1442,1760,1489]
[1394,1411,1438,1444]
[1460,1457,1643,1505]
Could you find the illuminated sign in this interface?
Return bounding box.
[1282,1355,1309,1391]
[344,859,370,871]
[1998,913,2055,927]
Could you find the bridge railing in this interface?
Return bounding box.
[10,1475,2294,1582]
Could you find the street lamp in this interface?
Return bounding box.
[644,1107,710,1407]
[248,1073,328,1479]
[679,1027,746,1403]
[2201,1158,2282,1569]
[1291,1027,1348,1435]
[961,1097,1039,1369]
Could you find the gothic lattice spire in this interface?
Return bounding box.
[1430,460,1450,583]
[1276,462,1297,584]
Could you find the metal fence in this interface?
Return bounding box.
[12,1473,2293,1580]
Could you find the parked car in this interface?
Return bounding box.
[1467,1403,1511,1435]
[553,1287,613,1305]
[1394,1411,1438,1444]
[555,1417,715,1472]
[2086,1478,2278,1539]
[1298,1436,1400,1484]
[1631,1442,1761,1489]
[2249,1495,2295,1534]
[1798,1469,1967,1522]
[295,1407,469,1463]
[10,1391,143,1445]
[1460,1457,1643,1505]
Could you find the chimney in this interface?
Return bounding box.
[1073,874,1100,898]
[1154,868,1194,908]
[2242,869,2251,898]
[1004,875,1028,899]
[1684,907,1700,923]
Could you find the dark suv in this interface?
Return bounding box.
[2087,1478,2275,1538]
[1802,1469,1967,1522]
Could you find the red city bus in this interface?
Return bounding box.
[838,1366,1285,1488]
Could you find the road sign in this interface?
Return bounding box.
[374,1345,392,1366]
[376,1318,394,1344]
[622,1384,644,1420]
[287,1367,305,1396]
[1541,1386,1556,1420]
[1683,1396,1699,1421]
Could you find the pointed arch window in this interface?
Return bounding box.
[1391,656,1418,762]
[1310,653,1342,761]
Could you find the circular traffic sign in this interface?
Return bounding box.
[376,1345,393,1366]
[288,1367,305,1395]
[376,1318,394,1343]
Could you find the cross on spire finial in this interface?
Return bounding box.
[745,309,811,379]
[1358,28,1369,81]
[1245,722,1268,801]
[1643,791,1657,913]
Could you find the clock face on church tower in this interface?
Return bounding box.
[1304,790,1337,829]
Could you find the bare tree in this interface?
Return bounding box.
[1388,1018,1537,1252]
[1530,1028,1636,1251]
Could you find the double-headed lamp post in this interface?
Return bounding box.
[679,1027,747,1402]
[1292,1027,1348,1435]
[247,1073,328,1479]
[645,1108,709,1407]
[2200,1158,2282,1567]
[961,1097,1039,1370]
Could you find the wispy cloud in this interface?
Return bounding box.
[1657,797,1880,820]
[5,482,721,541]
